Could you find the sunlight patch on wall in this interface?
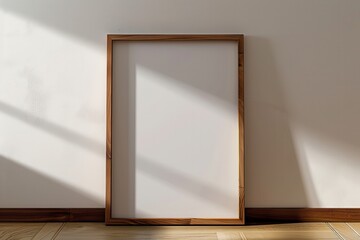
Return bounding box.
[291,122,360,207]
[0,7,105,207]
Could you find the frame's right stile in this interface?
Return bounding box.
[238,36,245,223]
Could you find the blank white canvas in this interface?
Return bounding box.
[112,41,239,218]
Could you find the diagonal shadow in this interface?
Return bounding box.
[137,156,236,212]
[0,154,101,207]
[131,41,238,105]
[0,0,107,47]
[245,36,319,207]
[0,101,104,156]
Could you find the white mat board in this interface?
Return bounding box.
[112,41,239,218]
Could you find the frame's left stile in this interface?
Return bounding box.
[106,35,113,224]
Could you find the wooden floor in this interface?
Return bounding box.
[1,222,360,240]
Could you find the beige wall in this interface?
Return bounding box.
[0,0,360,208]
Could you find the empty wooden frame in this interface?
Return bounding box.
[106,34,244,225]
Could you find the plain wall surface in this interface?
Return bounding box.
[1,0,360,208]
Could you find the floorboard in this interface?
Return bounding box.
[0,223,44,240]
[32,223,64,240]
[0,222,359,240]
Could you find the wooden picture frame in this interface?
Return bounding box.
[106,34,244,225]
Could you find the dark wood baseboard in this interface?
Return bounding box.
[0,208,105,222]
[246,208,360,223]
[1,208,360,223]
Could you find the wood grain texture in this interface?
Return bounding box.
[0,222,355,240]
[106,218,244,226]
[246,208,360,223]
[217,232,247,240]
[190,219,244,225]
[239,188,245,224]
[57,222,219,240]
[106,34,245,225]
[238,37,245,225]
[229,223,338,240]
[32,223,64,240]
[49,222,343,240]
[0,223,44,240]
[108,34,243,42]
[106,34,113,224]
[328,223,360,240]
[0,209,68,222]
[106,218,192,226]
[0,208,104,222]
[346,223,360,237]
[238,50,244,189]
[69,208,105,222]
[3,208,360,223]
[242,231,338,239]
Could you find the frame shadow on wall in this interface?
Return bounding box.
[244,36,319,208]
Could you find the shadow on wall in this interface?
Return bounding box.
[0,1,325,208]
[0,101,103,156]
[244,36,319,207]
[0,0,111,47]
[0,154,100,207]
[0,0,203,47]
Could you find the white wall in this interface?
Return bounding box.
[1,0,360,208]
